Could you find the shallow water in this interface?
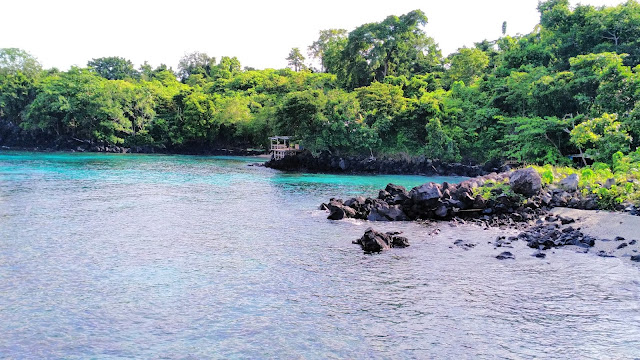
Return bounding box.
[1,151,639,359]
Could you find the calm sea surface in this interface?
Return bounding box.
[1,152,639,359]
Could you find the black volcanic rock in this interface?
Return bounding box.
[353,228,410,253]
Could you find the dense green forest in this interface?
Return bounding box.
[2,0,640,166]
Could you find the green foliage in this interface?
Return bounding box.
[339,10,441,89]
[445,48,489,87]
[178,52,216,82]
[0,70,38,123]
[541,169,555,185]
[24,68,132,145]
[275,89,326,148]
[501,116,570,164]
[532,151,640,209]
[88,57,139,80]
[286,48,306,72]
[538,0,640,69]
[0,48,42,77]
[424,118,460,162]
[3,1,640,163]
[570,113,632,164]
[308,29,348,73]
[473,178,526,206]
[581,168,595,181]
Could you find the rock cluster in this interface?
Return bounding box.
[353,228,410,253]
[322,167,545,224]
[266,150,498,177]
[518,216,596,250]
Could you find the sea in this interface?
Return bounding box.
[1,152,639,359]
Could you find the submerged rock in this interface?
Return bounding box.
[532,251,546,258]
[453,239,476,250]
[597,251,616,258]
[496,251,515,260]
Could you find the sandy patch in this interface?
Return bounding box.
[550,207,640,260]
[551,208,640,240]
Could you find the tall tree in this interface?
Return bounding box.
[0,48,42,76]
[445,47,489,87]
[211,56,242,79]
[340,9,441,89]
[0,48,42,123]
[286,48,306,72]
[177,52,216,82]
[308,29,347,72]
[88,56,139,80]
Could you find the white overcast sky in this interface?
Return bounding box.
[0,0,628,71]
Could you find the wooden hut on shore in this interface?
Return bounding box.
[269,136,301,160]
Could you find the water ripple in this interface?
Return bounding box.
[1,151,639,359]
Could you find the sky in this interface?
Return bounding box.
[0,0,629,71]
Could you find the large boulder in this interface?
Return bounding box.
[452,182,473,200]
[434,203,449,218]
[382,204,409,221]
[509,167,542,197]
[326,199,355,220]
[604,178,616,189]
[409,182,443,206]
[344,196,366,208]
[367,201,409,221]
[353,228,410,253]
[559,173,579,192]
[384,183,410,204]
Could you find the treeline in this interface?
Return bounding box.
[1,0,640,165]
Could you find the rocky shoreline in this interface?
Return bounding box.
[322,167,550,224]
[265,150,506,177]
[326,167,640,262]
[0,144,265,156]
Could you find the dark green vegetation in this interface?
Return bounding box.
[1,1,640,167]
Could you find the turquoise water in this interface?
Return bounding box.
[1,151,639,359]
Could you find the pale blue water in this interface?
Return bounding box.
[1,151,639,359]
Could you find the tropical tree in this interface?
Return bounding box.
[445,47,489,87]
[88,56,139,80]
[275,89,326,146]
[24,68,130,145]
[177,52,216,82]
[570,113,633,163]
[340,10,441,89]
[286,48,306,72]
[0,48,42,77]
[308,29,348,72]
